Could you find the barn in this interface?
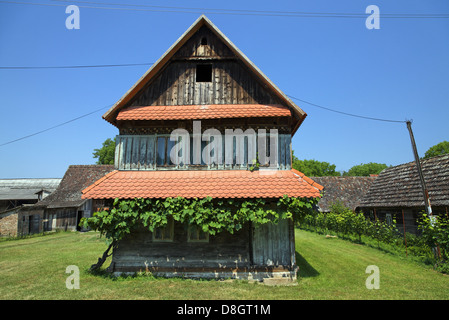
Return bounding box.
[82,15,322,284]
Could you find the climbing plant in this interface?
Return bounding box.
[81,195,319,271]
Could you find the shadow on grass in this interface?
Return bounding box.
[295,251,319,278]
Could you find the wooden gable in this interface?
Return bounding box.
[129,25,282,108]
[103,15,306,134]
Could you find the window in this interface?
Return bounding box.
[153,217,174,242]
[196,64,212,82]
[156,136,176,166]
[188,224,209,242]
[201,37,208,45]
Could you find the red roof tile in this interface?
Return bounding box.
[82,170,322,200]
[116,104,291,121]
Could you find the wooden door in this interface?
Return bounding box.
[251,219,292,267]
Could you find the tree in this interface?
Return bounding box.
[424,141,449,159]
[292,151,340,177]
[343,162,388,176]
[93,137,116,165]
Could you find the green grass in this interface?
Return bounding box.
[0,229,448,300]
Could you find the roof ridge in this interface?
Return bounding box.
[291,169,324,191]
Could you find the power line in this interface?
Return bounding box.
[0,63,153,70]
[287,94,406,123]
[52,0,449,18]
[0,104,112,147]
[0,0,448,18]
[0,93,406,148]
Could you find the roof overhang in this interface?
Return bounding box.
[82,169,323,200]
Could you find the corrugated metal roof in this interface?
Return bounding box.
[0,179,61,200]
[0,179,61,189]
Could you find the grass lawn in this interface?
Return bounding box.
[0,229,448,300]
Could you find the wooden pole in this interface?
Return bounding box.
[406,121,433,216]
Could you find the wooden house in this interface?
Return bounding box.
[82,15,323,283]
[357,154,449,234]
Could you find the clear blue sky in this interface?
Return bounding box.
[0,0,448,178]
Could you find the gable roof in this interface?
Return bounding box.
[35,165,115,209]
[82,169,323,200]
[310,176,377,212]
[358,154,449,209]
[102,15,306,133]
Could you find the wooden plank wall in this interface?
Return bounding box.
[128,26,282,108]
[112,222,251,271]
[129,61,282,107]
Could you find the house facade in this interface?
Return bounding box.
[82,15,322,283]
[357,154,449,234]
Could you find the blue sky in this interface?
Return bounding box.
[0,0,448,178]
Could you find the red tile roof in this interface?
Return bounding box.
[116,104,291,121]
[82,170,323,200]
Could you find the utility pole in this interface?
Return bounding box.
[406,120,433,216]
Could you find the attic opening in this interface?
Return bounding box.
[201,37,208,45]
[196,64,212,82]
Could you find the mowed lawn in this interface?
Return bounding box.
[0,229,448,300]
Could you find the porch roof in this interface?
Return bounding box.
[82,169,323,200]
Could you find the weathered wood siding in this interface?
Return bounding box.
[252,219,293,267]
[114,133,291,170]
[112,222,251,272]
[44,208,77,231]
[112,219,295,274]
[128,26,282,107]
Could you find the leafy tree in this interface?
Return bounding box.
[423,141,449,159]
[292,151,340,177]
[343,162,388,176]
[93,137,116,165]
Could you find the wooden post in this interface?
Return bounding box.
[406,121,433,216]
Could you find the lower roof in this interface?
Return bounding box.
[82,169,323,200]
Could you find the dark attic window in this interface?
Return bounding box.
[196,64,212,82]
[201,37,208,45]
